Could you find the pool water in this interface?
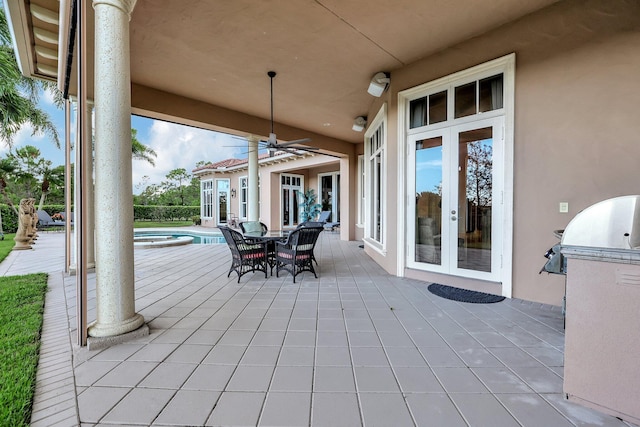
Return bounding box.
[134,232,224,245]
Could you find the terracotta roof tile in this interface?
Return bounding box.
[192,151,289,173]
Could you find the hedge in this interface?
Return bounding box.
[133,205,200,222]
[0,204,200,233]
[0,204,67,233]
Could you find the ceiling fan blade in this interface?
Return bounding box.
[285,145,320,151]
[277,138,312,147]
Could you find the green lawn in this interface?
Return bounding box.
[0,233,16,263]
[134,220,193,228]
[0,273,47,427]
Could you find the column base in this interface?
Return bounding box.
[86,323,149,351]
[88,312,145,338]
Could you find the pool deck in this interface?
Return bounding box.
[1,230,637,426]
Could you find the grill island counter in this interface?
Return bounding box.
[561,195,640,425]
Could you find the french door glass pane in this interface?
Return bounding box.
[219,192,228,222]
[457,127,493,272]
[321,176,332,216]
[415,136,443,265]
[292,189,300,226]
[282,188,290,225]
[336,174,340,221]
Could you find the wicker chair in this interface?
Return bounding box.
[275,226,323,282]
[297,221,324,228]
[219,226,268,283]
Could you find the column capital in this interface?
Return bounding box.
[93,0,137,19]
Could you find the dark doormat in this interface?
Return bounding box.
[428,283,505,304]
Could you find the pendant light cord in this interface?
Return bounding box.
[268,71,276,134]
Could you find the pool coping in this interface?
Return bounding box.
[133,227,223,248]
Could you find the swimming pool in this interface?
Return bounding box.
[134,230,225,246]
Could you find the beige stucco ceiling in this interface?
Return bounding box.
[8,0,560,144]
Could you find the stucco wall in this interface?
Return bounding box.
[196,154,340,230]
[371,0,640,305]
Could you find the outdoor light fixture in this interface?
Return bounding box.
[367,72,390,97]
[352,116,367,132]
[231,188,236,198]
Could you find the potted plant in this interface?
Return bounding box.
[299,189,322,222]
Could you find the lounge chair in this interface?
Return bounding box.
[275,226,323,282]
[37,210,65,229]
[219,226,268,283]
[317,210,340,232]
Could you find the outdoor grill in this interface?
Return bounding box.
[561,195,640,251]
[560,195,640,425]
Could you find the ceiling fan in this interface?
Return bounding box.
[259,71,319,157]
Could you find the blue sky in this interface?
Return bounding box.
[3,88,248,193]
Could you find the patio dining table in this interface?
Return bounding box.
[242,230,290,274]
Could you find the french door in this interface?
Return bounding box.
[407,117,503,282]
[216,179,230,224]
[281,174,303,228]
[319,172,340,223]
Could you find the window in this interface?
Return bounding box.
[239,176,248,219]
[409,73,503,128]
[201,179,213,218]
[364,106,386,248]
[357,155,365,225]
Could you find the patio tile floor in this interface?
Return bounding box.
[2,231,637,426]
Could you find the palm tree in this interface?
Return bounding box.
[0,156,18,235]
[0,8,60,147]
[131,128,157,165]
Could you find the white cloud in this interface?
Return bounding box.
[131,121,246,192]
[42,88,57,106]
[1,123,48,157]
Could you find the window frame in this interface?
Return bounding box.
[397,53,515,296]
[239,176,248,220]
[363,104,387,253]
[200,179,214,219]
[357,155,365,226]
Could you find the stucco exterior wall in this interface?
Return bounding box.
[196,154,340,230]
[370,0,640,305]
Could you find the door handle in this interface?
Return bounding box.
[451,216,457,221]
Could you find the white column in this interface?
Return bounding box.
[88,0,144,337]
[247,136,260,222]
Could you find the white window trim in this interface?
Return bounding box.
[239,176,248,220]
[364,103,387,255]
[280,173,305,228]
[201,179,214,219]
[215,178,231,224]
[317,171,340,223]
[397,53,515,297]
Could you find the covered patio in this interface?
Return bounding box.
[6,232,633,427]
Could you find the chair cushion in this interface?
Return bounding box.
[243,222,263,233]
[238,243,262,251]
